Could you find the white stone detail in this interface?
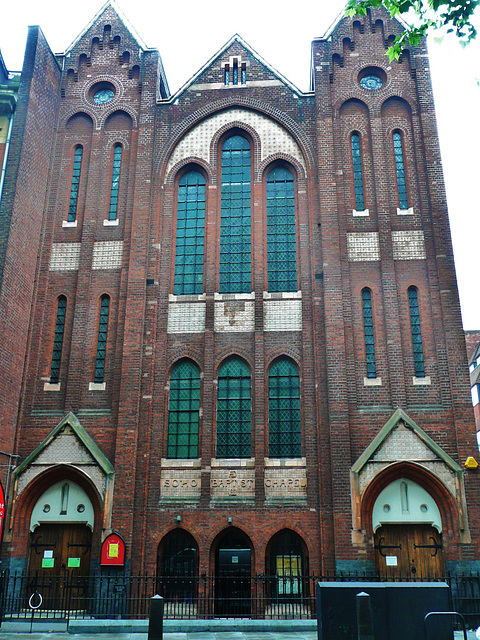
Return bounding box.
[413,376,431,385]
[92,241,123,269]
[396,207,414,216]
[352,208,369,217]
[347,233,380,262]
[215,299,255,332]
[50,243,81,271]
[392,230,426,260]
[62,220,78,228]
[364,377,382,386]
[167,302,206,333]
[160,468,202,500]
[264,300,302,331]
[30,480,94,531]
[167,108,305,173]
[211,468,255,500]
[264,466,307,501]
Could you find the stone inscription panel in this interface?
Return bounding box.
[160,469,201,500]
[264,468,307,500]
[211,469,255,499]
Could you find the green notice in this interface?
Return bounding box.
[68,558,80,568]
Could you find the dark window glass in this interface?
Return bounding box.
[241,66,246,85]
[267,166,297,292]
[167,360,200,459]
[351,133,365,211]
[174,171,206,295]
[393,131,408,210]
[94,295,110,383]
[268,358,301,458]
[157,530,198,603]
[224,68,230,85]
[233,59,238,85]
[68,146,83,222]
[362,288,377,379]
[50,296,67,384]
[408,286,425,377]
[217,357,251,458]
[219,136,251,293]
[108,144,122,221]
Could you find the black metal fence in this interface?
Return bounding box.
[1,571,480,626]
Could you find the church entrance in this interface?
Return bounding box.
[374,524,445,578]
[214,528,252,617]
[28,523,92,610]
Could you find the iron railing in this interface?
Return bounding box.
[1,571,479,626]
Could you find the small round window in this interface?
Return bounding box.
[90,82,116,105]
[358,67,386,91]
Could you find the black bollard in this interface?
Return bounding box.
[148,594,164,640]
[356,591,375,640]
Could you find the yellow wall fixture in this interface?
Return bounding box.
[465,456,478,469]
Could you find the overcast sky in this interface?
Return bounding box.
[1,1,478,330]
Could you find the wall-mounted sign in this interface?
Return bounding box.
[101,532,125,566]
[68,557,81,568]
[386,556,398,566]
[42,558,55,568]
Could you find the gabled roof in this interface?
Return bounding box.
[14,411,114,478]
[167,33,306,102]
[352,407,462,476]
[64,0,149,57]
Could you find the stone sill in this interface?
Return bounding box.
[161,458,201,468]
[211,458,255,468]
[264,457,306,468]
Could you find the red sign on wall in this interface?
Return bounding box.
[101,532,126,566]
[0,482,5,545]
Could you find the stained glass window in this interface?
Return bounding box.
[393,131,408,210]
[268,358,301,458]
[351,133,365,211]
[108,144,122,221]
[219,135,251,293]
[68,146,83,222]
[167,360,200,459]
[408,286,425,377]
[216,357,251,458]
[362,288,377,379]
[50,296,67,384]
[94,295,110,383]
[174,171,206,295]
[267,166,297,292]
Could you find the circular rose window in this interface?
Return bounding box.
[358,67,387,91]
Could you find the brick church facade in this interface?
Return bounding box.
[0,1,478,594]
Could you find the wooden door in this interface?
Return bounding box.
[375,524,445,579]
[28,523,92,610]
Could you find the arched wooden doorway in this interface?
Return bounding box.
[27,480,94,610]
[156,529,198,618]
[372,478,445,578]
[214,527,252,617]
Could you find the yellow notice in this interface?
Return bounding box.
[108,543,119,558]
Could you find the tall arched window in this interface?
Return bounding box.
[362,288,377,379]
[268,358,301,458]
[407,286,425,377]
[68,146,83,222]
[217,357,251,458]
[167,360,201,459]
[157,530,198,610]
[351,132,365,211]
[393,131,408,210]
[219,135,251,294]
[50,296,67,384]
[108,144,122,221]
[174,171,206,295]
[94,295,110,383]
[267,166,297,292]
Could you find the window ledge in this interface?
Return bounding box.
[44,382,61,391]
[264,457,306,467]
[89,382,106,391]
[169,293,207,302]
[103,219,119,226]
[263,291,302,300]
[413,376,431,386]
[214,292,255,301]
[161,458,201,468]
[211,457,255,467]
[364,376,382,386]
[353,208,369,217]
[62,220,77,228]
[397,207,414,216]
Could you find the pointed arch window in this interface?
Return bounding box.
[68,146,83,222]
[351,132,365,211]
[94,295,110,383]
[219,135,251,294]
[167,360,200,459]
[217,357,251,458]
[393,131,408,210]
[408,286,425,377]
[174,171,206,295]
[108,144,122,221]
[50,295,67,384]
[268,358,301,458]
[362,288,377,379]
[267,166,297,292]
